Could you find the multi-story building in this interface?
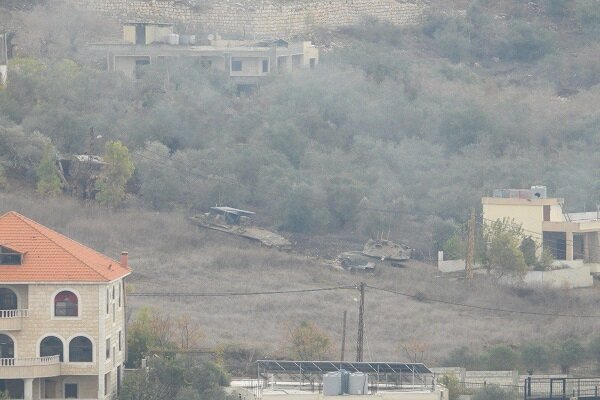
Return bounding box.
[482,186,600,267]
[0,211,131,400]
[90,22,319,89]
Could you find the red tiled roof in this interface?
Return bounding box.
[0,211,131,282]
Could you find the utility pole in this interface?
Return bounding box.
[356,282,365,362]
[465,209,476,281]
[341,310,347,361]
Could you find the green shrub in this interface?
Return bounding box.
[484,345,519,371]
[521,343,551,372]
[556,339,585,373]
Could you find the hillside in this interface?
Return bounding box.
[2,190,599,368]
[0,0,599,370]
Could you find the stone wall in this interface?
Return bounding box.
[70,0,428,38]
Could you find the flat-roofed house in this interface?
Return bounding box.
[482,186,600,268]
[90,22,319,89]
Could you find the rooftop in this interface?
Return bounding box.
[0,211,130,282]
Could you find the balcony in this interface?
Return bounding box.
[0,356,61,379]
[0,309,28,331]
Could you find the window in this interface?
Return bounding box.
[135,58,150,79]
[54,291,78,317]
[117,366,122,394]
[40,336,63,361]
[69,336,92,362]
[65,383,78,399]
[106,338,111,359]
[231,60,242,72]
[104,373,110,395]
[0,334,14,358]
[113,303,116,323]
[543,205,551,221]
[118,283,122,307]
[0,288,17,310]
[0,246,21,265]
[118,331,122,352]
[106,289,109,314]
[112,286,115,300]
[262,59,269,73]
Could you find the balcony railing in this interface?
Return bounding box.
[0,309,28,318]
[0,355,62,379]
[0,355,60,367]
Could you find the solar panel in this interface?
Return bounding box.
[257,360,432,375]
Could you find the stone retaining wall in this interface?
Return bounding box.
[69,0,428,38]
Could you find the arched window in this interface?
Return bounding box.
[40,336,63,361]
[54,291,78,317]
[69,336,93,362]
[0,334,14,358]
[0,288,17,310]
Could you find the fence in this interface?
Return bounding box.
[525,377,600,400]
[450,377,600,400]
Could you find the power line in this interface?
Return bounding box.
[128,285,357,298]
[366,284,600,318]
[129,283,600,319]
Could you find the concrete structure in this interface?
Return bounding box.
[482,186,600,267]
[91,22,319,88]
[437,251,467,273]
[437,251,594,288]
[0,212,131,400]
[1,32,7,88]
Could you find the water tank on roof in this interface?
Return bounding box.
[348,373,369,395]
[531,185,547,199]
[167,33,179,45]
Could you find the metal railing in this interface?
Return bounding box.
[0,309,28,318]
[0,355,60,366]
[525,377,600,400]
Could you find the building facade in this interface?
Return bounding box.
[482,186,600,266]
[91,22,319,87]
[0,211,131,400]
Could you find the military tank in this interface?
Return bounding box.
[189,206,292,251]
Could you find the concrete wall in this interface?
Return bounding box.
[524,266,594,288]
[437,252,466,273]
[70,0,428,39]
[482,197,566,258]
[123,25,136,43]
[464,371,519,386]
[230,56,268,76]
[0,65,6,87]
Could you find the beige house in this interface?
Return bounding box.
[91,22,319,88]
[0,211,131,400]
[482,186,600,267]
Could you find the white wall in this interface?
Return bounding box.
[524,266,593,288]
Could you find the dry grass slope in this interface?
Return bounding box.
[2,191,599,364]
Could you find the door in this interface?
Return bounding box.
[135,24,146,45]
[65,383,78,398]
